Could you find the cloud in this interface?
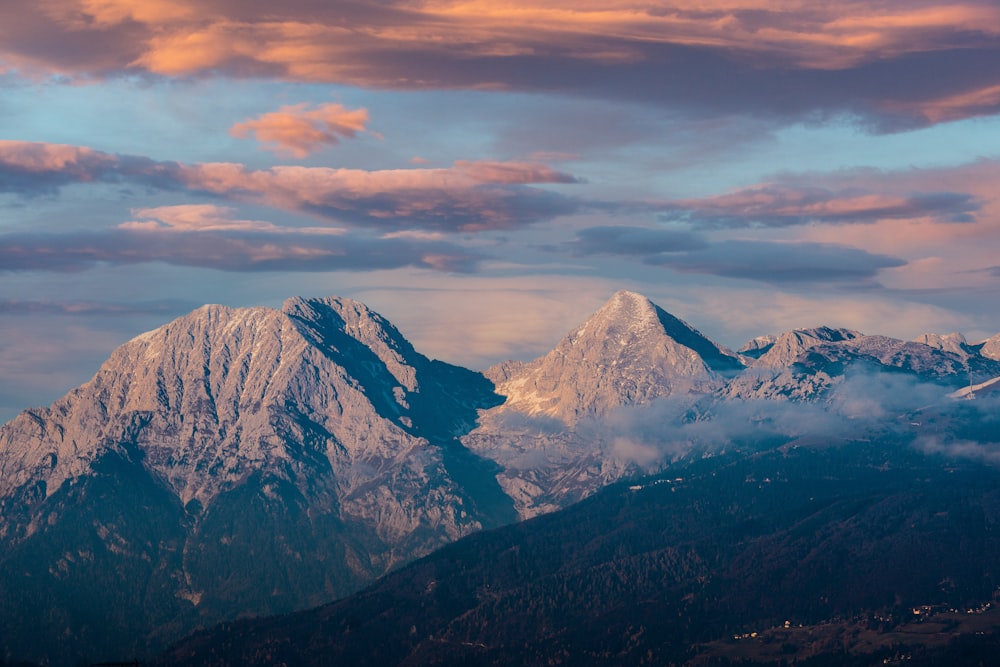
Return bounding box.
[230,103,373,157]
[0,299,192,316]
[649,240,906,284]
[118,204,346,234]
[0,203,485,273]
[659,184,980,229]
[0,140,180,195]
[568,225,708,255]
[175,160,580,231]
[583,369,983,468]
[4,2,1000,127]
[565,226,906,285]
[0,141,579,231]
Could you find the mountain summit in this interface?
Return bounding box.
[484,290,742,425]
[0,296,509,664]
[467,290,744,517]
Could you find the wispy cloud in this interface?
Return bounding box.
[0,298,193,316]
[660,185,979,229]
[0,203,485,273]
[118,204,346,234]
[230,103,373,157]
[568,225,707,255]
[0,141,580,231]
[0,227,484,273]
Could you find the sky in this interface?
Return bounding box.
[3,0,1000,422]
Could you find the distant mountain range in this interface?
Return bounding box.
[1,290,998,664]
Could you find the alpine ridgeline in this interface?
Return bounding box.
[464,290,744,517]
[2,290,1000,664]
[0,296,511,665]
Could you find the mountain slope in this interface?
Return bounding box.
[159,431,1000,667]
[465,290,744,517]
[2,289,999,664]
[0,296,510,664]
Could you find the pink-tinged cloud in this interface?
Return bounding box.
[0,142,580,231]
[660,183,980,228]
[118,204,346,235]
[0,140,180,193]
[175,160,579,231]
[4,2,1000,126]
[0,226,485,274]
[230,103,373,157]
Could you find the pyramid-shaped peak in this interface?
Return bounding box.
[586,290,678,329]
[604,289,657,309]
[567,290,743,374]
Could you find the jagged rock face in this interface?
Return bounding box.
[724,332,1000,401]
[742,327,863,369]
[977,333,1000,361]
[0,298,500,523]
[0,296,509,664]
[465,290,744,518]
[737,335,777,359]
[914,332,968,356]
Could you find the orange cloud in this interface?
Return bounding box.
[230,103,372,157]
[3,2,997,76]
[4,2,1000,125]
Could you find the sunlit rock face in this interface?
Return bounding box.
[0,296,509,664]
[466,290,745,518]
[2,289,999,664]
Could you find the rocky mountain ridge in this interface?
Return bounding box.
[1,289,999,664]
[0,295,509,664]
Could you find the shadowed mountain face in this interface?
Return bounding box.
[1,290,999,665]
[158,435,1000,667]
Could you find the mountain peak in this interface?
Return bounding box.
[744,326,863,368]
[914,331,968,356]
[567,290,665,346]
[980,333,1000,361]
[598,289,659,318]
[479,292,742,427]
